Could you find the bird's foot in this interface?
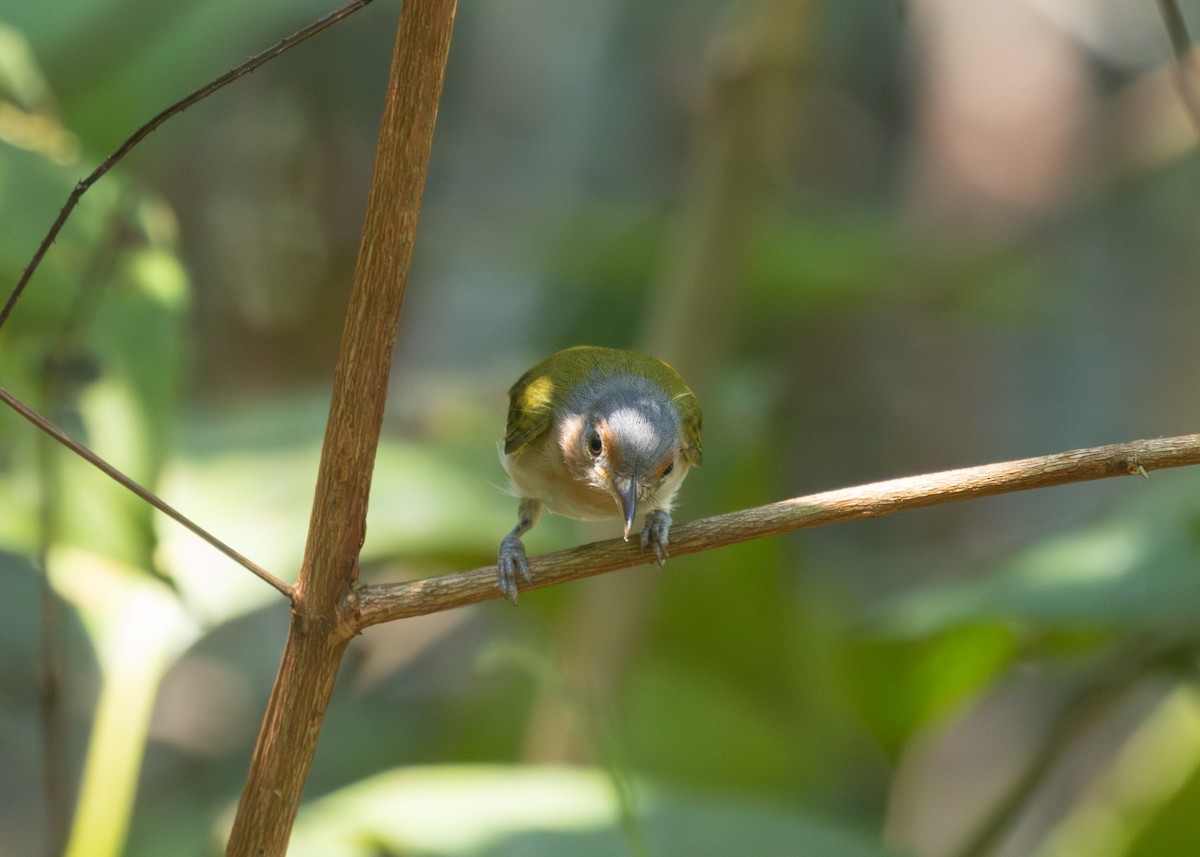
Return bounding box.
[498,532,533,604]
[640,509,672,567]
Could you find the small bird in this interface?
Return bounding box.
[497,345,702,602]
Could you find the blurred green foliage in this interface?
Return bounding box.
[3,2,1200,857]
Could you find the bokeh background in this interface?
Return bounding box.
[4,0,1200,855]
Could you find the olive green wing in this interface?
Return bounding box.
[503,366,556,456]
[677,390,703,467]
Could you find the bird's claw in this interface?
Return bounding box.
[640,509,672,567]
[498,533,533,603]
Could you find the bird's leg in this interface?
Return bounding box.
[640,509,672,567]
[498,498,543,603]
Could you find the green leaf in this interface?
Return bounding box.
[288,765,906,857]
[843,623,1018,757]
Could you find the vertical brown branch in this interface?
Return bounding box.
[223,0,458,854]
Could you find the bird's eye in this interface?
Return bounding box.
[663,462,674,477]
[587,432,603,456]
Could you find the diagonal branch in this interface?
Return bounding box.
[348,434,1200,630]
[0,0,375,334]
[0,384,291,597]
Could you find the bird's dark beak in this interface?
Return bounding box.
[617,475,638,539]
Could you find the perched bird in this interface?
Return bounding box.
[497,345,702,602]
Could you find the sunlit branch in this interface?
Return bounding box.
[348,434,1200,631]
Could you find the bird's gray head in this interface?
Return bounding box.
[563,372,683,536]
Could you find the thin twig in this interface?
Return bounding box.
[951,637,1177,857]
[0,385,292,598]
[349,434,1200,631]
[0,0,375,334]
[1157,0,1200,134]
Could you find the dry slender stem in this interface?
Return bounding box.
[223,0,458,853]
[1159,0,1192,58]
[0,384,292,598]
[1157,0,1200,134]
[951,639,1172,857]
[0,0,374,334]
[349,434,1200,630]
